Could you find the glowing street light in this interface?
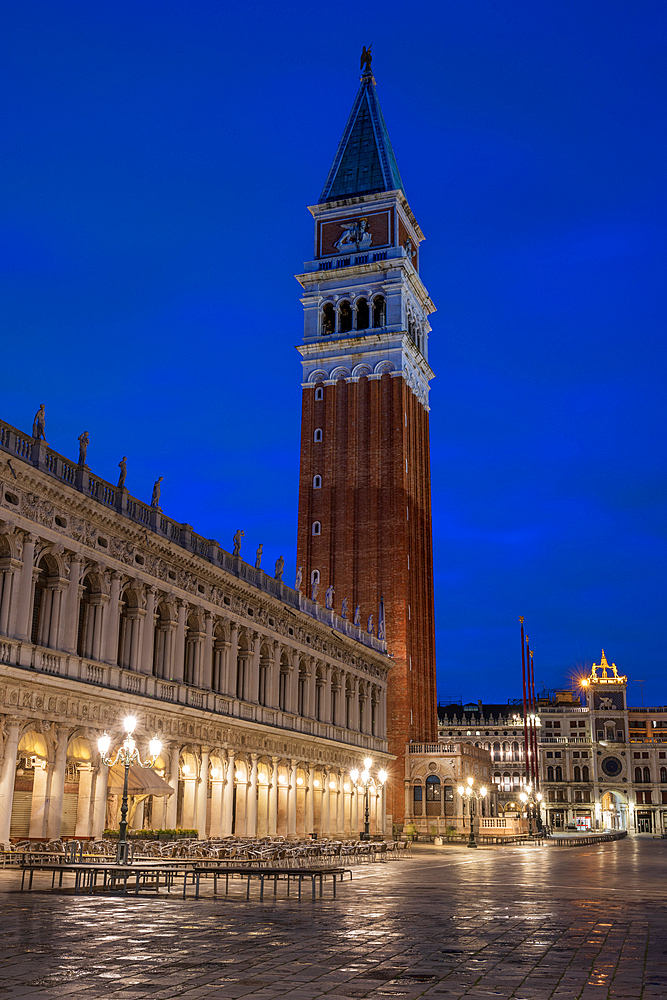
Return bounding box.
[457,776,487,848]
[351,757,388,840]
[98,718,162,864]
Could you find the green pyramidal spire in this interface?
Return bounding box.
[319,57,405,204]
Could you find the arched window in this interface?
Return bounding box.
[555,766,563,781]
[547,766,554,781]
[426,775,441,815]
[635,767,643,782]
[512,772,520,788]
[315,387,323,400]
[321,303,335,335]
[311,569,320,584]
[313,475,322,489]
[502,772,511,791]
[356,297,369,330]
[661,767,667,783]
[582,765,589,781]
[643,766,651,783]
[314,428,322,442]
[339,301,352,333]
[312,522,321,536]
[573,765,581,782]
[512,741,520,762]
[372,295,385,328]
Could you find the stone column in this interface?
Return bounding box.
[104,572,123,664]
[306,764,315,836]
[227,624,238,696]
[221,750,235,836]
[268,756,278,836]
[0,718,20,845]
[165,745,180,828]
[287,762,297,837]
[378,780,387,836]
[140,587,157,674]
[196,748,210,838]
[61,554,84,653]
[246,753,258,836]
[201,613,214,690]
[248,633,260,703]
[0,560,17,637]
[89,596,108,664]
[128,609,145,672]
[182,771,197,830]
[28,761,49,839]
[74,763,94,837]
[14,533,38,641]
[270,643,281,708]
[91,760,109,839]
[404,780,412,825]
[336,774,345,834]
[46,582,66,648]
[210,762,224,837]
[351,782,359,837]
[307,658,317,719]
[321,768,331,835]
[289,650,299,715]
[46,725,70,840]
[172,601,187,683]
[322,665,332,723]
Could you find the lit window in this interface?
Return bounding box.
[312,521,321,536]
[314,428,322,442]
[313,475,322,489]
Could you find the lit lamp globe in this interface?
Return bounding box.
[350,768,359,782]
[98,733,111,755]
[457,784,464,796]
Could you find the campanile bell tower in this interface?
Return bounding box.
[295,54,437,823]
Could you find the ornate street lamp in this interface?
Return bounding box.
[519,784,543,838]
[457,776,487,849]
[98,716,162,864]
[350,757,387,841]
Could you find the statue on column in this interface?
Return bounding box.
[255,543,263,569]
[32,404,46,441]
[353,605,361,626]
[311,578,319,602]
[232,529,244,555]
[274,555,284,581]
[295,566,303,592]
[77,431,89,467]
[367,614,374,635]
[378,596,386,640]
[325,584,334,610]
[117,456,127,488]
[151,476,163,507]
[341,597,348,619]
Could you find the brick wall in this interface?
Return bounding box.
[296,373,437,822]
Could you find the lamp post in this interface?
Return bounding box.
[350,757,387,840]
[457,776,487,848]
[519,784,543,837]
[98,716,162,864]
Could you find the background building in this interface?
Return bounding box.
[433,653,667,834]
[295,61,437,827]
[0,414,391,843]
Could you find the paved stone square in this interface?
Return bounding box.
[1,837,666,1000]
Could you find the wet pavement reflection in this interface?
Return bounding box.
[1,837,666,999]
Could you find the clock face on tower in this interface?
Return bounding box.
[601,756,623,778]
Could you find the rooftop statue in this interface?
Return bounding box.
[274,554,284,581]
[233,529,244,556]
[325,584,334,610]
[360,45,372,73]
[151,476,163,507]
[295,566,303,592]
[341,597,348,619]
[255,543,263,569]
[32,404,46,441]
[117,456,127,489]
[77,431,89,467]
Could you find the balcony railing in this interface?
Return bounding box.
[0,636,388,753]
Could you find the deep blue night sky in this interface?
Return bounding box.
[2,3,665,705]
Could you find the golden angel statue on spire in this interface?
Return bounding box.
[360,45,372,72]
